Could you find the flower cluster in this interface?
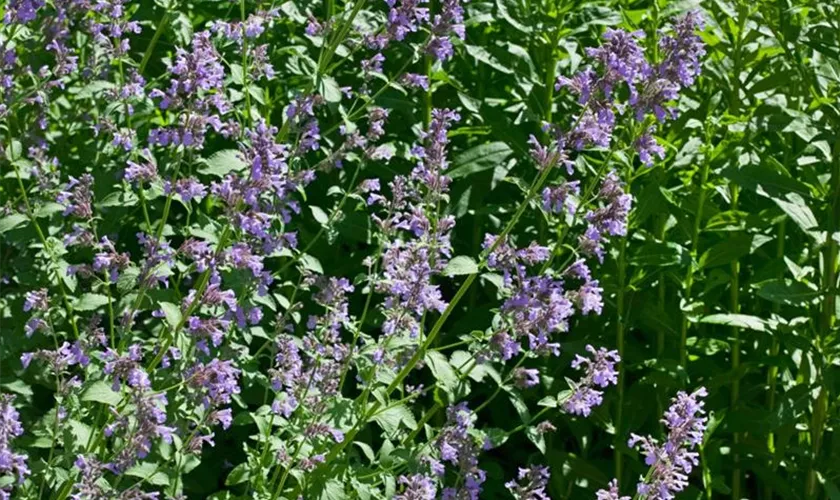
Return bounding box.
[564,345,620,416]
[372,109,459,341]
[0,395,29,499]
[484,237,606,362]
[505,465,551,500]
[437,403,486,499]
[628,387,708,498]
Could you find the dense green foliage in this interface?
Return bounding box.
[0,0,839,499]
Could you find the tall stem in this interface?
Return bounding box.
[615,233,627,484]
[764,205,786,500]
[729,182,742,500]
[807,136,840,497]
[728,7,746,495]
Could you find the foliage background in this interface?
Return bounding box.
[1,0,839,499]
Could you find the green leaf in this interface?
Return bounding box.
[443,256,478,276]
[0,213,28,233]
[699,234,753,269]
[300,254,323,274]
[700,314,767,331]
[225,463,250,486]
[318,76,342,103]
[425,351,459,392]
[353,442,376,463]
[372,404,415,435]
[74,293,109,311]
[448,142,513,179]
[756,279,820,305]
[81,380,122,406]
[464,44,514,74]
[319,479,346,500]
[1,380,32,397]
[630,241,689,267]
[117,266,141,294]
[158,302,182,330]
[310,206,330,225]
[126,462,170,486]
[526,426,546,454]
[772,194,818,234]
[199,149,247,178]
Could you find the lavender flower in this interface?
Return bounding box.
[374,109,459,340]
[396,473,438,500]
[187,359,241,409]
[564,345,620,417]
[3,0,45,24]
[628,387,708,499]
[635,129,665,166]
[438,403,486,499]
[579,171,632,262]
[658,12,706,88]
[427,0,466,62]
[385,0,430,42]
[401,73,430,90]
[505,465,551,500]
[57,174,94,218]
[596,479,630,500]
[542,181,580,215]
[0,394,29,495]
[149,31,231,148]
[513,367,540,389]
[106,390,175,473]
[103,345,149,391]
[23,288,48,312]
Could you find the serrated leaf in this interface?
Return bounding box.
[225,463,250,486]
[81,380,122,406]
[199,149,247,178]
[425,351,459,392]
[158,302,182,330]
[372,404,415,435]
[443,256,478,276]
[448,142,514,178]
[117,267,140,294]
[0,214,27,234]
[74,293,109,311]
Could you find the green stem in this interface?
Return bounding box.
[240,0,253,125]
[680,149,710,366]
[10,162,79,339]
[807,136,840,498]
[764,211,786,500]
[729,183,742,500]
[139,9,172,75]
[615,232,627,485]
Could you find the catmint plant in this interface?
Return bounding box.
[0,2,739,499]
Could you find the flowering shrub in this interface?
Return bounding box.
[1,1,839,499]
